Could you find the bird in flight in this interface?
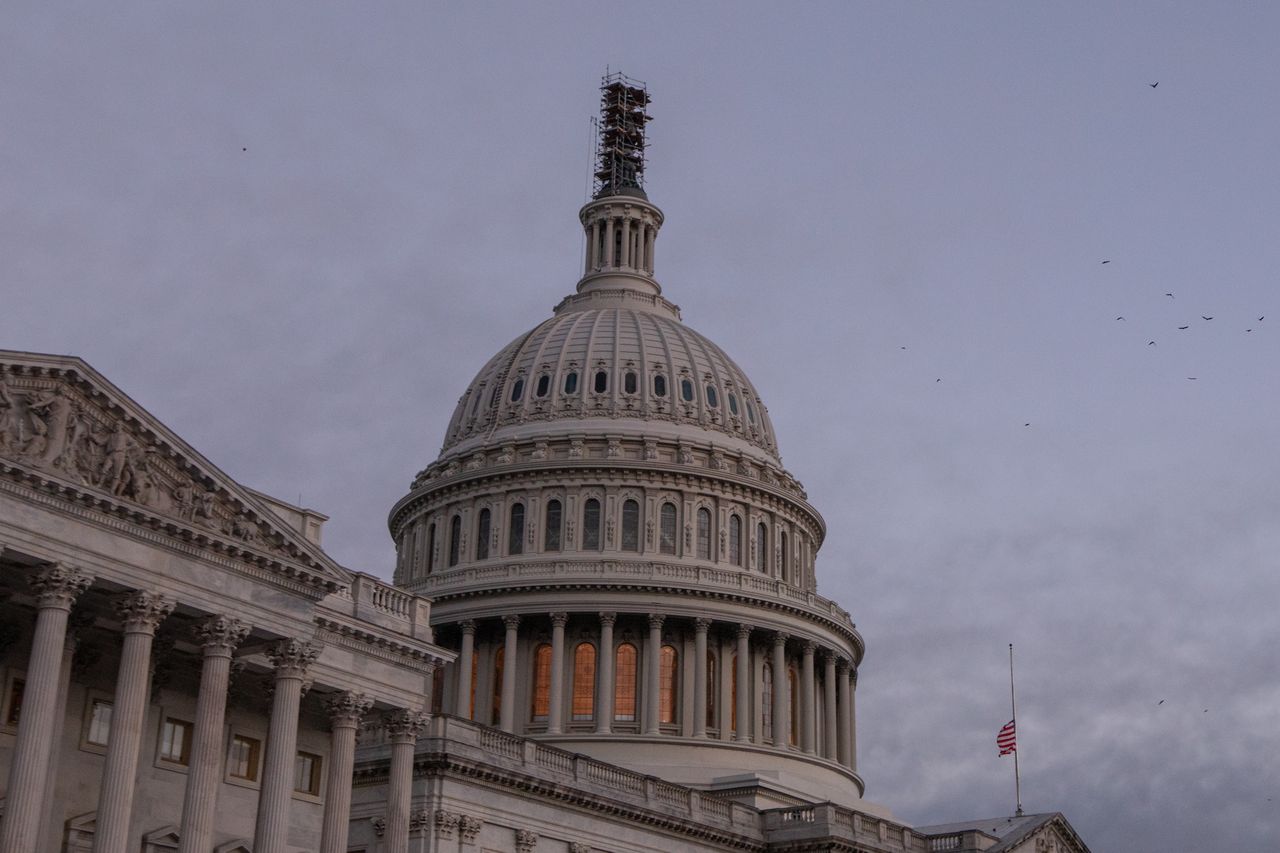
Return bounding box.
[1116,316,1126,321]
[1148,341,1157,346]
[1165,293,1175,299]
[1259,316,1265,322]
[1187,377,1198,380]
[1157,699,1165,705]
[1202,316,1214,321]
[1101,259,1111,264]
[1149,82,1159,88]
[1024,423,1031,427]
[1178,326,1189,330]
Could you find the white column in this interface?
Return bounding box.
[587,219,600,273]
[178,616,250,853]
[1,565,91,853]
[800,641,816,754]
[604,218,615,266]
[620,218,632,267]
[645,223,656,273]
[837,659,852,768]
[734,626,751,743]
[93,591,174,853]
[36,629,80,853]
[383,710,430,853]
[772,632,789,748]
[455,620,475,719]
[548,612,567,734]
[848,667,858,771]
[253,638,320,853]
[319,693,373,853]
[692,618,710,738]
[499,615,519,732]
[645,614,664,735]
[595,612,615,734]
[823,652,838,760]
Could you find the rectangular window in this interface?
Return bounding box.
[229,734,262,782]
[294,751,322,796]
[86,699,113,746]
[4,677,24,727]
[159,717,194,765]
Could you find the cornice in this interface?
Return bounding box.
[313,614,453,671]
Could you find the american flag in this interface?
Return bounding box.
[997,719,1017,756]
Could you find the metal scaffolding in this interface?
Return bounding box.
[592,71,651,198]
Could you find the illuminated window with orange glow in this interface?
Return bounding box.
[614,643,638,721]
[659,645,679,724]
[572,643,596,720]
[531,643,552,720]
[490,647,504,725]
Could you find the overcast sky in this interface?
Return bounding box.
[3,3,1278,850]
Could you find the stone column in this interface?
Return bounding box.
[595,612,615,734]
[587,220,600,272]
[455,620,476,719]
[620,218,632,267]
[319,692,373,853]
[734,625,751,743]
[837,659,852,767]
[645,613,664,734]
[822,652,838,760]
[93,591,174,853]
[253,638,320,853]
[0,564,92,853]
[692,618,710,738]
[800,641,816,754]
[36,625,83,853]
[547,612,567,734]
[499,615,519,732]
[604,217,615,266]
[847,667,858,771]
[383,709,431,853]
[178,616,251,853]
[772,632,789,748]
[645,223,656,273]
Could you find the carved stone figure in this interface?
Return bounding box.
[434,810,460,839]
[458,815,482,842]
[26,385,74,466]
[0,372,14,450]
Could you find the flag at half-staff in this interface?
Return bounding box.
[997,719,1017,756]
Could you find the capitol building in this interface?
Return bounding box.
[0,77,1089,853]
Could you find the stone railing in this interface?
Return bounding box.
[328,572,433,638]
[762,803,930,851]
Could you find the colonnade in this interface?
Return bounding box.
[0,564,430,853]
[449,610,857,771]
[585,212,657,276]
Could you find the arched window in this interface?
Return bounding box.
[681,378,695,402]
[426,522,437,574]
[729,515,742,566]
[572,643,596,721]
[653,374,667,397]
[659,503,677,555]
[508,503,525,555]
[659,645,679,724]
[621,499,640,552]
[544,499,562,551]
[761,663,774,741]
[535,374,550,397]
[706,650,717,730]
[756,522,768,573]
[476,508,491,560]
[624,371,638,394]
[594,370,608,394]
[614,643,638,722]
[780,530,790,583]
[696,507,712,560]
[705,385,719,408]
[531,644,552,720]
[789,667,800,746]
[490,647,504,726]
[730,653,738,734]
[510,379,524,403]
[563,371,579,395]
[728,393,739,416]
[582,499,601,550]
[448,515,462,567]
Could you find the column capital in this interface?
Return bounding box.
[835,656,851,673]
[30,563,93,610]
[802,640,817,655]
[434,809,460,839]
[736,624,752,640]
[516,828,539,853]
[598,611,617,627]
[550,612,569,627]
[822,649,839,667]
[459,814,482,842]
[326,691,374,729]
[773,631,790,647]
[647,613,665,630]
[694,617,713,632]
[194,615,250,655]
[266,637,320,679]
[503,614,521,630]
[459,619,477,635]
[116,590,174,634]
[384,708,430,744]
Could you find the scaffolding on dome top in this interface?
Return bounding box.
[592,71,651,198]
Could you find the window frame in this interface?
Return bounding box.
[156,714,195,770]
[293,750,324,800]
[80,692,114,755]
[226,731,265,789]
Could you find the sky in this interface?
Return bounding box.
[3,3,1278,850]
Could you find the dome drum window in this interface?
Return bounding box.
[680,379,694,402]
[728,393,739,416]
[564,371,579,395]
[510,379,525,403]
[536,375,551,398]
[653,374,667,397]
[624,371,638,395]
[593,371,608,394]
[705,385,718,408]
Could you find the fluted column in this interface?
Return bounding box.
[734,626,751,743]
[548,612,567,734]
[800,641,816,754]
[499,615,519,732]
[178,616,251,853]
[94,591,174,853]
[36,625,83,853]
[595,612,615,734]
[254,638,320,853]
[383,709,431,853]
[588,220,600,272]
[645,614,664,734]
[603,218,615,266]
[772,632,789,748]
[847,667,858,771]
[823,652,838,760]
[692,618,710,738]
[319,692,373,853]
[455,620,475,719]
[644,222,656,273]
[0,564,91,853]
[837,659,852,767]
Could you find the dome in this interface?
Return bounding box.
[439,288,781,465]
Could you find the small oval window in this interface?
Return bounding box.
[653,375,667,397]
[564,372,579,394]
[510,379,524,402]
[705,385,718,408]
[536,375,550,397]
[594,371,608,393]
[624,371,638,394]
[728,393,739,415]
[681,379,694,402]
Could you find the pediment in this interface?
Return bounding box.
[214,841,253,853]
[142,825,181,850]
[0,350,351,591]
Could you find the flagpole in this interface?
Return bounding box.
[1009,643,1023,817]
